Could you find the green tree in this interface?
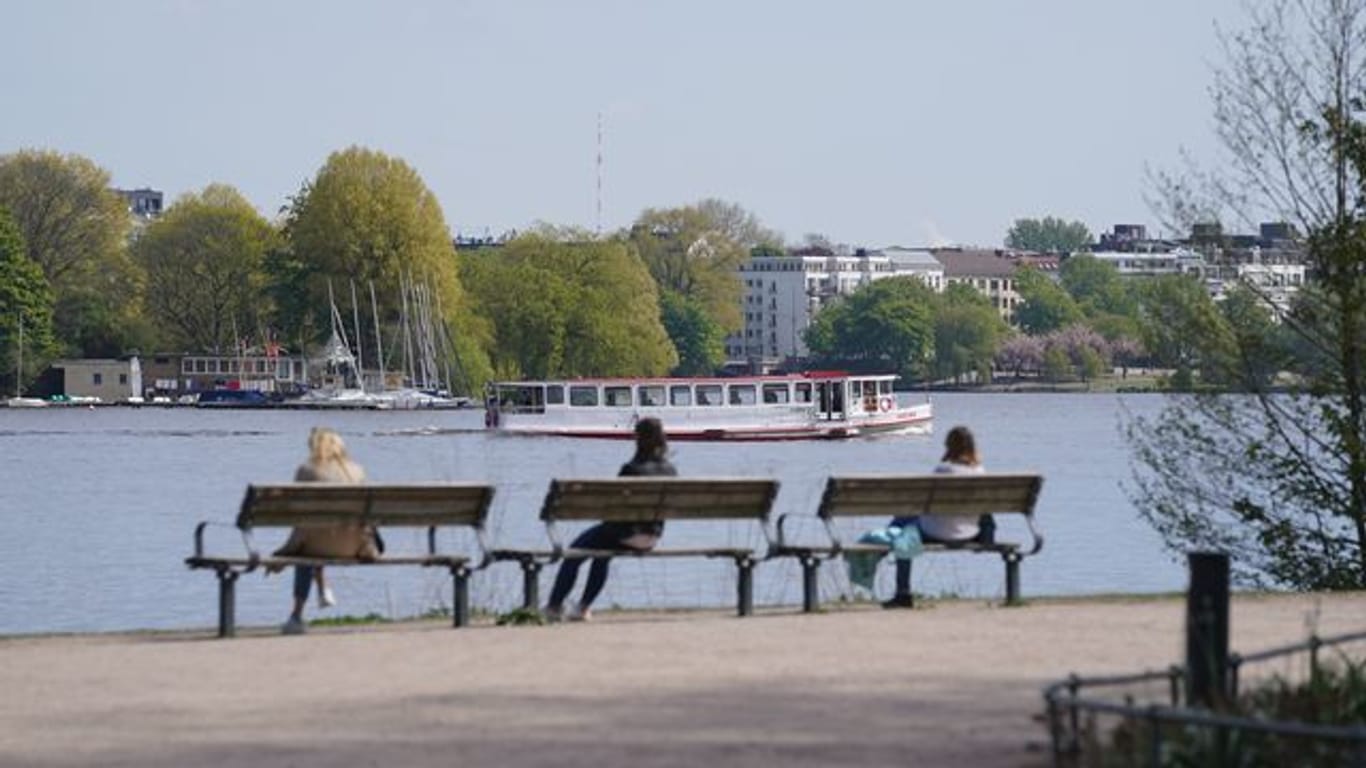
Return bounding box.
[1014,267,1083,334]
[1135,274,1226,386]
[660,291,725,375]
[1004,216,1092,252]
[1128,0,1366,589]
[0,208,56,395]
[0,149,142,356]
[285,146,492,392]
[629,200,777,334]
[462,234,676,379]
[933,283,1008,383]
[1060,254,1137,317]
[804,276,937,380]
[133,185,279,353]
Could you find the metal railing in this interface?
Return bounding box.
[1043,629,1366,767]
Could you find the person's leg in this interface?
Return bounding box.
[546,557,584,612]
[578,557,612,611]
[884,517,920,608]
[315,567,335,608]
[286,565,314,631]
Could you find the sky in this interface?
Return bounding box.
[5,0,1251,249]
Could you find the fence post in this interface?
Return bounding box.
[1185,552,1229,710]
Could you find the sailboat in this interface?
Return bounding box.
[6,314,47,408]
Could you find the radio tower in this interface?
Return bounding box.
[596,112,604,236]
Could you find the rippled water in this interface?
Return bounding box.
[0,393,1176,634]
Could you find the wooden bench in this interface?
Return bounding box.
[771,473,1044,611]
[493,477,780,616]
[186,482,496,637]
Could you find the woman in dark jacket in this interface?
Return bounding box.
[544,417,675,621]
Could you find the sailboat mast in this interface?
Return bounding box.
[369,281,385,391]
[349,280,365,393]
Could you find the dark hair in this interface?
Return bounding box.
[941,425,980,466]
[632,417,668,463]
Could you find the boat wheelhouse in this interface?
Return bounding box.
[484,372,931,440]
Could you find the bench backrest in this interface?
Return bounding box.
[541,478,780,524]
[239,483,495,530]
[819,473,1043,520]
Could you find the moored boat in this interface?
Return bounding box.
[485,371,931,441]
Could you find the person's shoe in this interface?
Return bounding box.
[543,604,564,623]
[569,603,592,622]
[318,587,337,609]
[281,616,307,635]
[880,595,916,610]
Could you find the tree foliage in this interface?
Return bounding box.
[1014,267,1083,334]
[804,276,938,380]
[0,149,142,356]
[1004,216,1091,252]
[660,291,725,376]
[462,234,676,379]
[1128,0,1366,589]
[133,185,279,353]
[0,208,55,395]
[933,283,1008,383]
[284,146,491,392]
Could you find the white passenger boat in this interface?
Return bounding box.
[485,372,932,441]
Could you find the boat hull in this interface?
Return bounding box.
[494,404,933,441]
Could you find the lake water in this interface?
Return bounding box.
[0,393,1181,635]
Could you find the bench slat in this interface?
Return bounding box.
[820,474,1042,519]
[240,483,495,528]
[543,478,778,522]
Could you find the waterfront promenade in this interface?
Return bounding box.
[1,592,1362,767]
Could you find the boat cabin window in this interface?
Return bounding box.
[669,385,692,406]
[696,384,722,406]
[762,383,789,404]
[604,386,632,407]
[795,382,813,403]
[728,384,756,406]
[570,386,599,406]
[496,384,545,413]
[638,385,665,407]
[546,385,565,405]
[880,380,893,395]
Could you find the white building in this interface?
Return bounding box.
[1089,247,1207,277]
[727,246,946,367]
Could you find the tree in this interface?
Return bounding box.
[0,208,55,395]
[1004,216,1092,252]
[1060,254,1137,318]
[660,291,725,375]
[462,233,676,379]
[133,185,279,353]
[995,334,1044,379]
[1135,274,1226,386]
[1014,267,1083,334]
[933,283,1008,383]
[1128,0,1366,589]
[804,276,937,380]
[629,200,777,334]
[0,150,141,356]
[285,146,492,392]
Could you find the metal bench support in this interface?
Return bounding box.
[737,557,755,616]
[1004,552,1021,606]
[216,568,239,638]
[800,556,820,614]
[519,560,543,610]
[451,565,470,628]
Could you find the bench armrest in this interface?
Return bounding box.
[191,520,261,570]
[1022,513,1044,556]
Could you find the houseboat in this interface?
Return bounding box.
[484,372,932,441]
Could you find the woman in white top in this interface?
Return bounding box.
[884,425,985,608]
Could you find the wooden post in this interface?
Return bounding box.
[1185,552,1229,708]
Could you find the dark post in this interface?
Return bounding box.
[520,560,541,610]
[801,557,820,613]
[452,566,469,628]
[1185,552,1230,708]
[737,558,754,616]
[217,569,238,639]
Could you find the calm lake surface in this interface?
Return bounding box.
[0,393,1179,635]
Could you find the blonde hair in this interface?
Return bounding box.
[308,427,358,481]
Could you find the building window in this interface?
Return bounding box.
[93,373,103,385]
[119,374,127,385]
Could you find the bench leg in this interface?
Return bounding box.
[1004,553,1022,606]
[519,560,542,610]
[451,566,470,628]
[800,556,820,613]
[216,569,239,639]
[736,558,754,617]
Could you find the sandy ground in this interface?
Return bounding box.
[0,592,1362,768]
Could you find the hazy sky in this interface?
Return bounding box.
[6,0,1250,248]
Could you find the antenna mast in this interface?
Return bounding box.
[596,112,603,236]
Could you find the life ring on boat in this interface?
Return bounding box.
[878,396,894,413]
